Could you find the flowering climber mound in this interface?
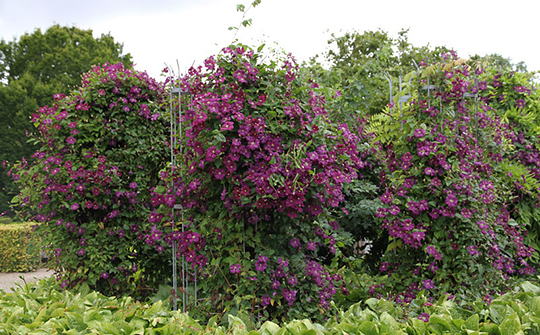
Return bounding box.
[12,63,171,296]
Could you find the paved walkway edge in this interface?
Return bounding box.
[0,268,53,293]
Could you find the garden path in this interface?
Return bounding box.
[0,268,52,293]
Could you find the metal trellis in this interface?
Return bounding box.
[167,64,195,312]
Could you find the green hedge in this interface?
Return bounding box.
[1,277,539,334]
[0,222,41,272]
[0,217,15,224]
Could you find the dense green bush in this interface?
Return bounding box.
[477,67,540,265]
[6,23,540,326]
[0,24,132,218]
[0,222,41,272]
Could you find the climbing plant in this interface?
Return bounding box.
[149,44,369,321]
[10,63,171,297]
[367,53,536,303]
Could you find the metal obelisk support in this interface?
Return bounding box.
[168,64,197,313]
[168,66,178,311]
[168,63,188,312]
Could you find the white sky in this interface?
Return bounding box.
[1,0,539,79]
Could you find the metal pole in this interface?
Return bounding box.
[167,65,179,312]
[174,60,188,313]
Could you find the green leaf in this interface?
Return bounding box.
[377,300,396,315]
[521,281,540,295]
[215,132,226,143]
[65,312,87,332]
[499,313,523,335]
[333,322,358,334]
[380,312,400,332]
[428,315,452,334]
[83,309,104,324]
[526,296,540,313]
[259,321,281,335]
[357,320,379,335]
[463,314,479,331]
[408,318,427,334]
[489,302,509,324]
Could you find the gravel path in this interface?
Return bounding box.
[0,268,53,293]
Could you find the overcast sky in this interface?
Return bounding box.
[1,0,539,79]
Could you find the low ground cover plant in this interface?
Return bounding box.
[1,277,540,334]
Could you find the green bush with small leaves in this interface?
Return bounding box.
[0,222,41,272]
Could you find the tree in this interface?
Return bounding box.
[1,24,132,217]
[311,29,449,123]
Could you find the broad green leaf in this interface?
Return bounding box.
[94,321,122,335]
[408,318,427,334]
[428,315,451,335]
[463,314,479,331]
[378,300,396,315]
[259,321,281,335]
[521,281,540,295]
[380,312,400,333]
[228,314,248,334]
[128,316,148,330]
[489,302,513,324]
[499,313,523,335]
[357,321,379,335]
[332,322,358,334]
[65,312,86,332]
[83,309,104,323]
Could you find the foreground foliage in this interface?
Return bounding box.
[1,277,540,334]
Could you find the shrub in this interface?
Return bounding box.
[149,44,366,321]
[478,68,540,266]
[10,63,171,296]
[368,53,536,303]
[0,222,41,272]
